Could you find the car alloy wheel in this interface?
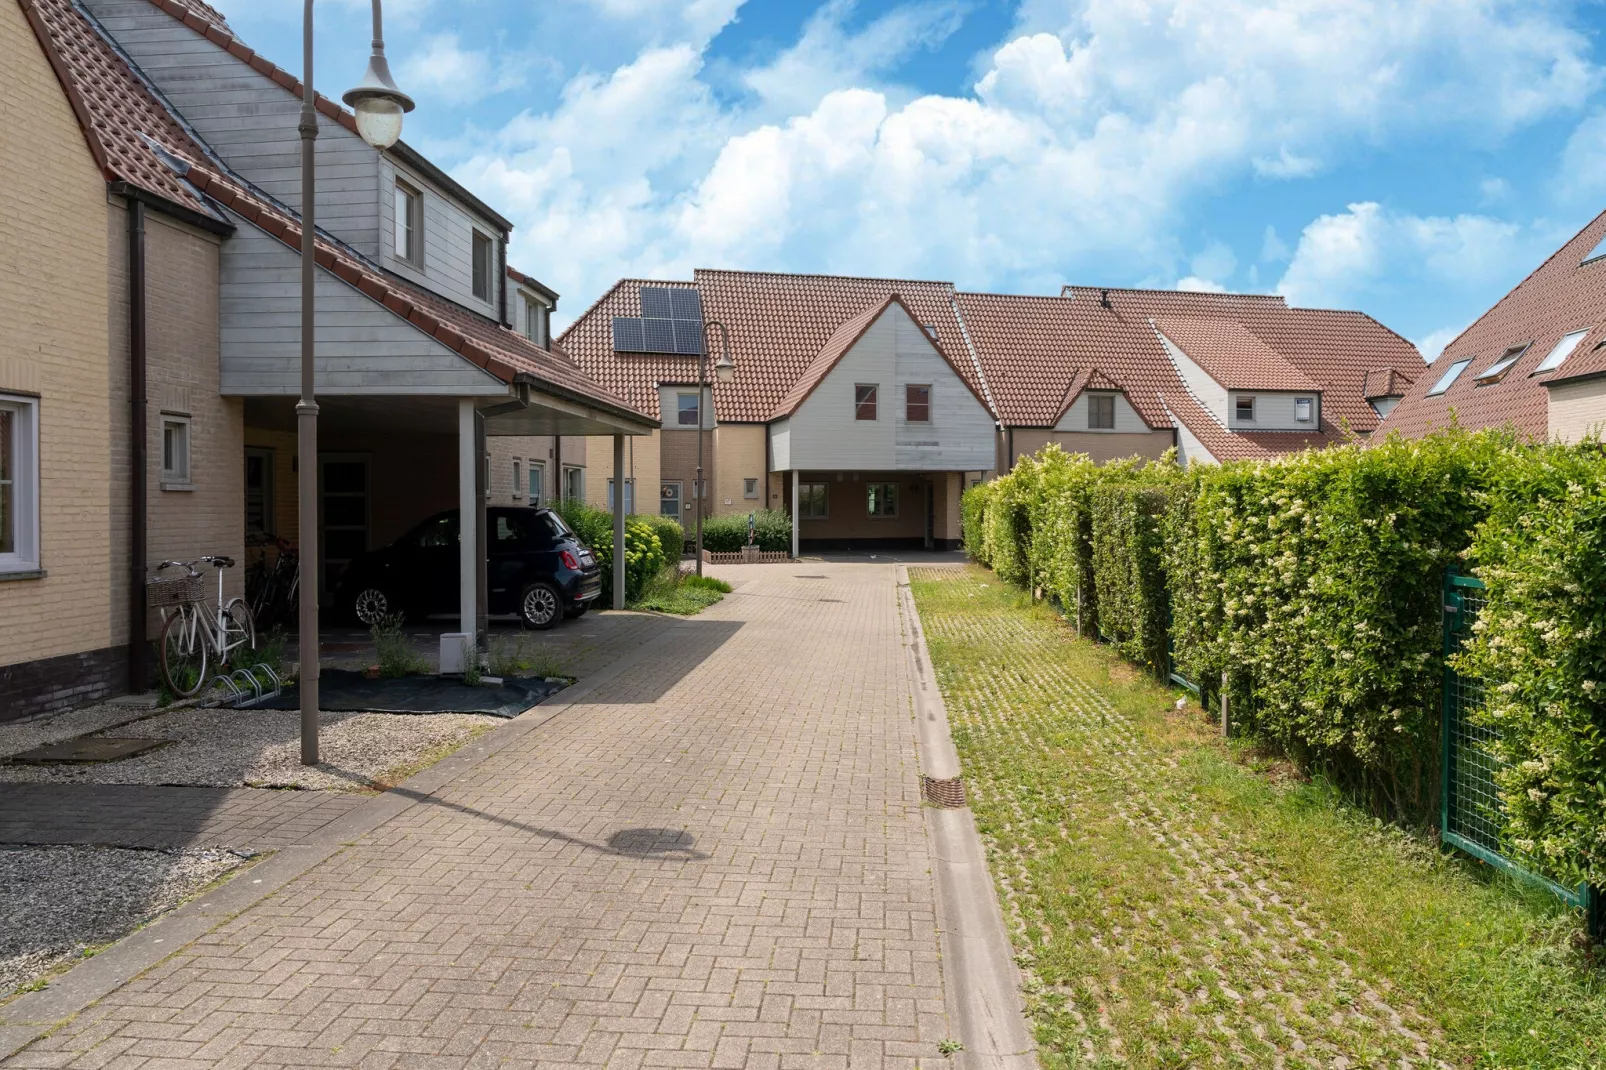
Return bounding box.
[520,583,561,630]
[353,587,391,625]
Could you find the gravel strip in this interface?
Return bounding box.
[0,708,499,792]
[0,845,245,998]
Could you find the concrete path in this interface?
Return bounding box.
[4,564,959,1070]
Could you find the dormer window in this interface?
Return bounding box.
[1235,396,1255,422]
[523,295,549,347]
[471,231,493,302]
[677,392,700,427]
[394,180,422,267]
[1088,393,1115,429]
[1294,398,1313,423]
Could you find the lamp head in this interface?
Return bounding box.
[714,352,735,384]
[343,53,414,149]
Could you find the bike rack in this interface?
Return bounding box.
[209,665,284,708]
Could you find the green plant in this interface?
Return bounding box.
[371,614,428,678]
[553,499,667,603]
[630,563,730,615]
[936,1039,963,1056]
[487,633,567,679]
[634,514,685,559]
[699,508,792,553]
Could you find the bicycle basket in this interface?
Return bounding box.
[148,574,203,608]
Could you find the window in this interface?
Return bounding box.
[1235,396,1255,422]
[1427,358,1472,396]
[393,181,421,266]
[855,383,878,421]
[1535,330,1589,374]
[562,465,584,502]
[867,482,898,517]
[1088,393,1116,430]
[798,481,828,519]
[743,477,759,499]
[922,324,938,339]
[523,295,549,347]
[411,512,457,549]
[471,230,493,302]
[161,415,190,485]
[1582,234,1606,265]
[0,396,39,570]
[1294,397,1314,423]
[607,478,634,514]
[244,447,274,536]
[1477,344,1529,384]
[676,392,700,427]
[527,460,544,506]
[494,511,539,546]
[512,460,522,501]
[905,384,931,423]
[660,481,682,517]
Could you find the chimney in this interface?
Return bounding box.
[1100,289,1111,309]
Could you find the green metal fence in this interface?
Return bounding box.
[1441,570,1600,931]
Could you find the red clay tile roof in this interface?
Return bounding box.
[180,160,651,423]
[20,0,218,217]
[1163,389,1347,461]
[1379,210,1606,439]
[558,271,983,422]
[1152,316,1320,392]
[1363,367,1413,399]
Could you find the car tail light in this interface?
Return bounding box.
[560,549,581,570]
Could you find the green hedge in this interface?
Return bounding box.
[965,430,1606,885]
[553,500,668,604]
[700,508,792,553]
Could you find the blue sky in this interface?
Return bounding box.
[207,0,1606,358]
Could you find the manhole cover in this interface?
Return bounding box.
[10,737,169,764]
[607,828,698,855]
[921,775,967,808]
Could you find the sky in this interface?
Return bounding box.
[206,0,1606,359]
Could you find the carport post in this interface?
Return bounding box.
[613,434,626,610]
[791,469,800,560]
[459,399,477,656]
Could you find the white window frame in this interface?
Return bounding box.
[1427,358,1472,396]
[512,459,522,501]
[676,392,701,427]
[160,413,192,489]
[743,477,759,499]
[867,482,898,518]
[0,394,40,573]
[798,481,829,520]
[1535,330,1589,374]
[1234,396,1256,423]
[394,180,422,267]
[471,230,493,302]
[528,459,545,506]
[607,478,635,514]
[523,295,549,347]
[562,465,584,502]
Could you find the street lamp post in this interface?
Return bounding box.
[695,320,735,577]
[298,0,413,765]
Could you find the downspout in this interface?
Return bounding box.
[497,231,510,328]
[128,199,149,693]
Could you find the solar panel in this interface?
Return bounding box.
[670,287,703,322]
[612,317,644,352]
[674,319,705,355]
[640,287,674,319]
[642,318,677,353]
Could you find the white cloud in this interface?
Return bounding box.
[397,34,526,105]
[1553,111,1606,205]
[1260,225,1290,263]
[1275,201,1531,309]
[1177,276,1229,293]
[1415,324,1465,363]
[1253,147,1321,179]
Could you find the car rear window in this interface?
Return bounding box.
[495,512,541,545]
[537,511,572,540]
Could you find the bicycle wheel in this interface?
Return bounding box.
[222,598,257,663]
[160,607,208,697]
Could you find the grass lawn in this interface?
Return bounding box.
[632,571,731,615]
[909,564,1605,1070]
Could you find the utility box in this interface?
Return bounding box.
[439,633,471,675]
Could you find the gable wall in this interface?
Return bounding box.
[1054,390,1148,433]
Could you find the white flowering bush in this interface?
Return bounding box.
[1457,442,1606,888]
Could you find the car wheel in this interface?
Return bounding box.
[352,586,394,626]
[520,582,563,630]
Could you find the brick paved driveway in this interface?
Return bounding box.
[8,564,950,1070]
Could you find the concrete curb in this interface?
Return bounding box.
[897,566,1038,1070]
[0,616,696,1062]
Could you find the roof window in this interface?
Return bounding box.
[1475,344,1529,384]
[1427,358,1472,396]
[1533,329,1589,374]
[1582,234,1606,265]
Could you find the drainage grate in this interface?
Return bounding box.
[921,774,967,808]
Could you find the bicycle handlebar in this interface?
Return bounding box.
[154,555,235,576]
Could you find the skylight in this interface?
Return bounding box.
[1533,329,1589,374]
[1475,344,1528,384]
[1427,358,1472,396]
[1583,235,1606,265]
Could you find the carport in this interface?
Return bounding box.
[202,162,656,653]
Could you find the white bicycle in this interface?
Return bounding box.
[150,556,256,698]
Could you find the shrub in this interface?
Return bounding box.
[699,508,792,553]
[631,562,731,614]
[635,514,685,559]
[372,614,428,677]
[1089,462,1176,678]
[961,480,994,562]
[1457,440,1606,888]
[554,500,671,604]
[1024,446,1102,634]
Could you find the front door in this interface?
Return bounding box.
[319,455,369,597]
[528,461,545,507]
[244,447,274,538]
[660,480,682,518]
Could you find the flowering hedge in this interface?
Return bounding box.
[963,430,1606,885]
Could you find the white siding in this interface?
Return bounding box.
[1155,327,1229,424]
[1173,417,1217,467]
[658,385,715,430]
[784,304,993,471]
[1227,391,1321,430]
[769,419,791,471]
[378,158,502,315]
[217,212,504,396]
[1055,390,1149,432]
[84,0,382,258]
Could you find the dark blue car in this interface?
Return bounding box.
[336,507,601,630]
